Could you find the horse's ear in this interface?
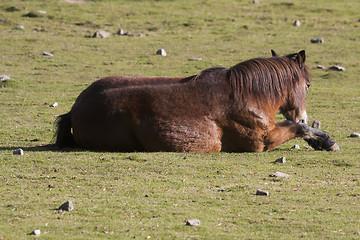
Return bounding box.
[299,50,306,63]
[271,50,278,57]
[288,51,305,69]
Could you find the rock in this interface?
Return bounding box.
[316,65,326,69]
[312,120,321,129]
[256,190,269,196]
[292,144,300,149]
[0,75,10,82]
[0,19,5,22]
[350,132,360,138]
[117,29,125,35]
[329,65,345,71]
[137,33,145,37]
[253,0,259,4]
[188,58,203,61]
[58,201,74,211]
[50,102,58,107]
[37,10,47,14]
[13,148,24,155]
[186,219,200,226]
[294,19,301,27]
[93,30,110,38]
[275,157,286,163]
[23,12,40,18]
[311,38,324,43]
[156,49,166,56]
[270,172,290,178]
[6,6,20,12]
[16,25,24,30]
[30,229,41,236]
[43,52,54,57]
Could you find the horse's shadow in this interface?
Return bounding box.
[0,144,87,153]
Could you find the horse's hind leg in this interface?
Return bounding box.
[264,121,339,151]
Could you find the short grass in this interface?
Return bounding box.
[0,0,359,239]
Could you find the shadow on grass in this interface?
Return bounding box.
[0,144,87,153]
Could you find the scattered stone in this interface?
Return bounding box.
[37,10,47,14]
[92,30,110,38]
[30,229,41,236]
[0,19,5,22]
[316,65,326,69]
[270,172,290,178]
[117,29,125,35]
[156,49,166,56]
[50,102,58,107]
[0,75,10,82]
[312,120,321,129]
[6,6,20,12]
[311,38,324,43]
[186,219,200,226]
[23,12,40,18]
[137,33,145,37]
[13,148,24,155]
[292,144,300,149]
[43,52,54,57]
[188,57,203,61]
[329,65,345,71]
[294,19,301,27]
[58,201,74,212]
[256,190,269,196]
[253,0,259,4]
[16,25,24,30]
[350,132,360,138]
[275,157,286,163]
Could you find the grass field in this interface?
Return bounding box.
[0,0,359,239]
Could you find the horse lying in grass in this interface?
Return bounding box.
[55,50,339,152]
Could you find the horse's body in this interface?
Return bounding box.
[55,50,339,152]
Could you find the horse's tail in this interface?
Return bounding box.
[54,112,78,148]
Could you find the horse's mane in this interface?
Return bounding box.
[227,56,310,104]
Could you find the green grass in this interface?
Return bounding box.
[1,0,359,239]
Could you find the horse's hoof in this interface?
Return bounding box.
[327,143,340,151]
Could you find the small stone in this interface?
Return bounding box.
[43,52,54,57]
[13,148,24,155]
[93,30,110,38]
[186,219,200,226]
[312,120,321,129]
[294,19,301,27]
[16,25,24,30]
[0,75,10,82]
[117,29,125,35]
[253,0,259,4]
[137,33,145,37]
[6,6,20,12]
[30,229,41,236]
[37,10,47,14]
[316,65,326,69]
[50,102,58,107]
[58,201,74,211]
[0,19,5,22]
[188,58,202,61]
[311,38,324,43]
[329,65,345,71]
[275,157,286,163]
[256,190,269,196]
[350,132,360,138]
[270,172,290,178]
[23,12,40,18]
[156,49,166,56]
[292,144,300,149]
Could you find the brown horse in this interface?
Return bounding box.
[55,50,339,152]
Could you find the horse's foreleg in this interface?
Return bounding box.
[264,121,339,151]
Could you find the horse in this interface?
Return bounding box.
[54,50,339,152]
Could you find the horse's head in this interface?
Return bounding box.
[278,50,310,124]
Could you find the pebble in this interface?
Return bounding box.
[58,201,74,211]
[186,219,200,226]
[30,229,41,236]
[37,10,47,14]
[316,65,326,69]
[13,148,24,155]
[0,75,10,82]
[188,58,202,61]
[117,29,125,35]
[329,65,345,71]
[256,190,269,196]
[253,0,259,4]
[43,52,54,57]
[312,120,321,129]
[93,30,110,38]
[275,157,286,163]
[50,102,58,107]
[292,144,300,149]
[156,49,166,56]
[16,25,24,30]
[311,38,324,43]
[350,132,360,138]
[269,172,290,179]
[294,19,301,27]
